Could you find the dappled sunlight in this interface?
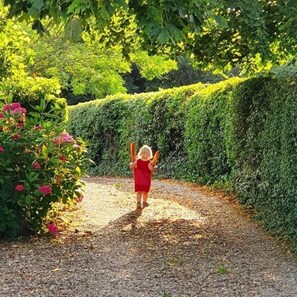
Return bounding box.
[58,178,210,253]
[74,179,206,237]
[2,177,297,297]
[138,198,205,223]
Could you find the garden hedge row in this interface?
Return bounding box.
[67,76,297,249]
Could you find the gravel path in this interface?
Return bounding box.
[1,176,297,297]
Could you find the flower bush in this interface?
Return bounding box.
[0,100,88,237]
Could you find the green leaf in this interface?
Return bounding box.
[214,15,228,28]
[25,195,32,204]
[32,19,49,36]
[157,29,170,44]
[64,18,83,42]
[29,111,41,118]
[41,145,48,159]
[178,7,187,18]
[32,0,44,10]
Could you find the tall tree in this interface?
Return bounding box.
[3,0,297,71]
[0,4,177,102]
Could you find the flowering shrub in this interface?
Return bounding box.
[47,222,58,235]
[0,100,88,237]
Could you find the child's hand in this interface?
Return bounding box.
[129,161,136,170]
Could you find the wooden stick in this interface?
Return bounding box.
[130,142,136,162]
[151,150,160,166]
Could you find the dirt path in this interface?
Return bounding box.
[1,177,297,297]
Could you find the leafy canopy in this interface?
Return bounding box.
[3,0,297,71]
[0,4,177,101]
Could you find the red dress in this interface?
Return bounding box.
[134,159,152,192]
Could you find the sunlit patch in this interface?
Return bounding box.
[65,178,207,243]
[139,198,204,223]
[262,271,279,281]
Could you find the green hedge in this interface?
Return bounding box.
[67,83,206,177]
[231,77,297,243]
[67,77,297,249]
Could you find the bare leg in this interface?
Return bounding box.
[143,192,149,207]
[143,192,148,203]
[136,192,142,209]
[136,192,142,203]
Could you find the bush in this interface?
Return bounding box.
[230,77,297,243]
[67,84,205,177]
[184,83,235,184]
[3,76,68,124]
[67,76,297,250]
[0,100,87,238]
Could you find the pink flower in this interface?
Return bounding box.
[38,185,52,195]
[10,102,21,110]
[33,161,41,169]
[3,103,26,116]
[0,112,3,118]
[47,222,58,235]
[17,123,24,129]
[3,104,11,112]
[11,107,26,116]
[0,146,4,153]
[54,132,75,145]
[15,184,25,192]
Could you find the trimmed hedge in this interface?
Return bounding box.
[67,83,206,177]
[231,77,297,243]
[67,76,297,250]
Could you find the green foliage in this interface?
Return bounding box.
[0,100,88,237]
[127,56,223,94]
[4,0,297,71]
[0,10,67,118]
[0,6,177,106]
[67,84,204,177]
[271,64,297,80]
[230,77,297,241]
[130,51,177,80]
[68,76,297,250]
[216,265,230,275]
[32,35,129,98]
[184,80,237,184]
[67,96,131,176]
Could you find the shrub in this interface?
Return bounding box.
[68,76,297,250]
[230,77,297,243]
[67,84,204,177]
[184,84,234,184]
[0,99,87,238]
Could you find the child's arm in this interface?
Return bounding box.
[148,161,155,172]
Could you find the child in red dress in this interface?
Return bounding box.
[130,145,155,209]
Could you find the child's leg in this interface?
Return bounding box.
[136,192,142,209]
[142,192,149,207]
[136,192,142,202]
[143,192,148,203]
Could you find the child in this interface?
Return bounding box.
[130,145,155,209]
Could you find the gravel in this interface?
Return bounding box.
[1,176,297,297]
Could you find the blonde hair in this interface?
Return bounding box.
[137,145,153,161]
